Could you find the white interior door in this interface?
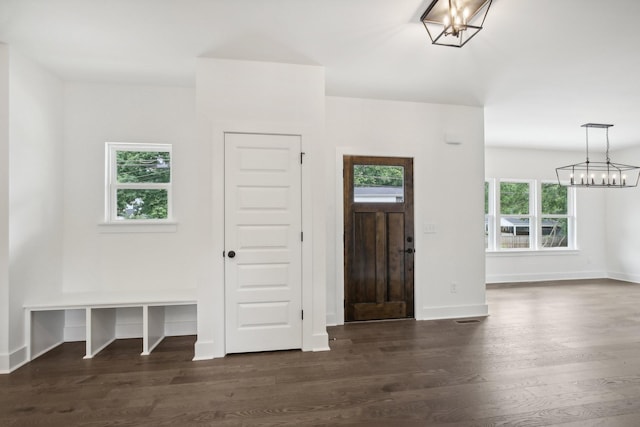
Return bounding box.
[224,132,302,353]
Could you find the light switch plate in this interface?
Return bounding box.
[424,223,437,234]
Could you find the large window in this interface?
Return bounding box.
[485,179,574,251]
[106,143,172,222]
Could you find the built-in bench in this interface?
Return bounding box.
[24,289,197,361]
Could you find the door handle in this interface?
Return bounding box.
[228,250,236,258]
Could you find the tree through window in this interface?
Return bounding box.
[486,179,574,251]
[106,143,172,221]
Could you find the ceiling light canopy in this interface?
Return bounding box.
[421,0,492,48]
[556,124,640,188]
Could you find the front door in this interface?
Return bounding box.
[224,132,302,353]
[344,156,414,322]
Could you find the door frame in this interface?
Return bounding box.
[334,147,418,326]
[206,120,327,359]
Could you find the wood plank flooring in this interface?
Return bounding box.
[3,279,640,426]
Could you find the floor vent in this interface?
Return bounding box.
[455,319,481,324]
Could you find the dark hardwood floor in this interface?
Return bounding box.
[3,279,640,426]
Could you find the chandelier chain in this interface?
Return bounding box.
[585,126,589,163]
[605,127,611,163]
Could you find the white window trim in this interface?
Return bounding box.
[487,178,576,253]
[102,142,175,231]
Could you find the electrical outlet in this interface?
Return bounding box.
[450,282,457,293]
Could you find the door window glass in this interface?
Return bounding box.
[353,165,404,203]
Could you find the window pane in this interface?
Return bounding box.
[117,151,171,183]
[541,184,567,215]
[353,165,404,203]
[484,182,489,214]
[116,189,168,220]
[500,217,530,248]
[541,217,568,248]
[500,182,529,215]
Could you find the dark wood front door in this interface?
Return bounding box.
[344,156,414,322]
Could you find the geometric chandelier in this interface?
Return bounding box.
[420,0,493,48]
[556,123,640,188]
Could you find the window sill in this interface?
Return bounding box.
[98,221,178,233]
[486,249,579,257]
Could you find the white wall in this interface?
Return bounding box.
[0,44,9,372]
[605,145,640,283]
[485,147,608,283]
[326,96,487,324]
[195,58,328,359]
[62,83,198,294]
[7,50,64,369]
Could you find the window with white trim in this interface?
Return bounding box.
[106,143,172,222]
[485,179,575,251]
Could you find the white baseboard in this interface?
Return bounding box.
[486,270,606,284]
[311,332,330,352]
[5,346,29,373]
[193,339,217,361]
[607,271,640,284]
[419,304,489,321]
[0,352,8,374]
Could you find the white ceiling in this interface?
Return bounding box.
[2,0,640,151]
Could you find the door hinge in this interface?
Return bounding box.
[301,231,304,242]
[343,299,346,308]
[301,310,304,320]
[300,152,306,164]
[223,251,225,258]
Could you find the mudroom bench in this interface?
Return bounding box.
[24,289,197,361]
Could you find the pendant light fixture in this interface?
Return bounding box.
[556,123,640,188]
[420,0,493,48]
